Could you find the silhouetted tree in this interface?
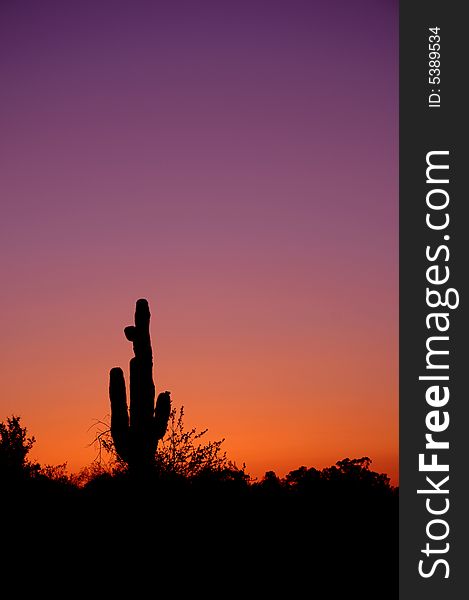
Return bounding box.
[0,415,39,479]
[322,456,392,492]
[259,470,283,491]
[284,465,321,493]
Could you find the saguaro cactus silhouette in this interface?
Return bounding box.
[109,299,171,471]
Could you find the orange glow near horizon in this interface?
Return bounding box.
[0,285,398,484]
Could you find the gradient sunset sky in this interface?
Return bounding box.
[0,1,398,481]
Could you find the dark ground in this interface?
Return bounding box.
[2,462,398,598]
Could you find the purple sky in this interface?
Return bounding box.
[0,1,398,480]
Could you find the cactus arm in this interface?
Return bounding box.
[109,367,130,462]
[154,391,171,439]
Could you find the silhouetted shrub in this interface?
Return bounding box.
[0,415,39,479]
[39,462,70,483]
[155,406,245,479]
[92,404,247,483]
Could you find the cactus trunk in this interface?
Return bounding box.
[109,299,171,472]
